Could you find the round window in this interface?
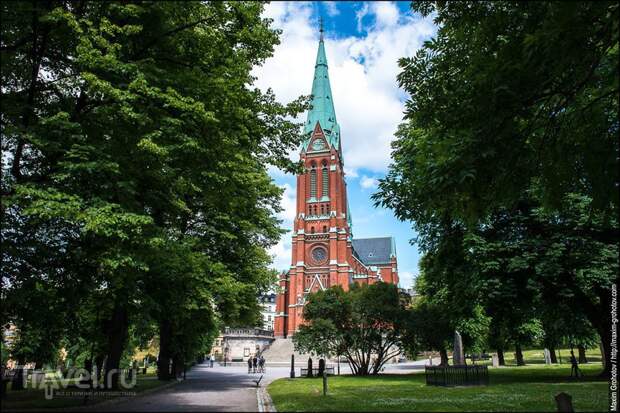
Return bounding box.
[312,247,328,263]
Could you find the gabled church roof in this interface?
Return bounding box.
[352,237,396,265]
[302,21,341,153]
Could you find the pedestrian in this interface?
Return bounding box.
[259,356,265,373]
[247,357,252,374]
[210,357,214,368]
[570,349,581,378]
[252,355,258,373]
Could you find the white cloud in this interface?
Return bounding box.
[372,2,400,28]
[269,182,296,271]
[270,237,292,272]
[360,175,379,189]
[398,271,417,289]
[323,1,340,17]
[344,167,358,178]
[254,1,435,176]
[355,3,369,32]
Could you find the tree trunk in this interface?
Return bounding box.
[157,319,173,380]
[549,347,558,364]
[593,313,612,377]
[577,345,588,364]
[171,356,183,379]
[11,356,26,391]
[95,353,105,383]
[497,348,505,366]
[103,304,129,390]
[572,285,612,377]
[439,348,449,367]
[515,344,525,366]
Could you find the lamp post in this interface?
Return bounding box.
[224,341,229,367]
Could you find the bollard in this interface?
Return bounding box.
[290,354,295,378]
[555,392,574,412]
[322,371,328,396]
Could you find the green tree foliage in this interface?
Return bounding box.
[294,283,404,376]
[381,1,618,222]
[2,1,306,387]
[374,1,618,376]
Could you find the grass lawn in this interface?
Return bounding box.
[268,364,609,412]
[1,368,175,410]
[477,347,603,366]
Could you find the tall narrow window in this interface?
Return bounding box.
[310,164,317,198]
[322,162,329,197]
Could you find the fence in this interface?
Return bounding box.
[300,367,335,377]
[425,365,489,386]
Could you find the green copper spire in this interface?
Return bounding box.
[303,19,340,152]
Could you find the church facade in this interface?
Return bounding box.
[274,28,399,338]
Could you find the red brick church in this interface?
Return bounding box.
[274,27,399,338]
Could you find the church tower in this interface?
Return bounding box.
[274,22,399,338]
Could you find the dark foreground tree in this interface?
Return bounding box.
[375,0,618,377]
[2,1,306,388]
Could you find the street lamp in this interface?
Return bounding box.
[224,343,229,367]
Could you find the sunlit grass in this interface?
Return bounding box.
[268,363,609,412]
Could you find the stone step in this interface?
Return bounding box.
[259,337,310,362]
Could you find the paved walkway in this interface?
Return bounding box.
[94,359,433,412]
[95,364,290,412]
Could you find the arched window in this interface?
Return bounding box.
[310,162,317,198]
[323,225,327,233]
[322,161,329,197]
[311,227,315,234]
[320,205,325,215]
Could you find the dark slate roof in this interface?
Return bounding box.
[352,237,395,265]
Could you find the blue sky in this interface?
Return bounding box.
[254,2,437,289]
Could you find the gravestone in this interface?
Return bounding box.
[453,331,465,365]
[555,392,574,412]
[492,353,499,367]
[544,348,552,365]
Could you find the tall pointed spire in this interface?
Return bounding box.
[303,17,340,151]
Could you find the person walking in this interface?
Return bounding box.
[252,355,258,373]
[247,357,252,374]
[259,356,265,373]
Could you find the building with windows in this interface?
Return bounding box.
[259,293,276,331]
[274,25,399,338]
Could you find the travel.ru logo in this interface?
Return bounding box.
[13,366,137,400]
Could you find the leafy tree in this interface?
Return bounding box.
[402,297,452,366]
[294,283,405,376]
[374,1,618,376]
[2,0,306,388]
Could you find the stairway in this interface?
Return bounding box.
[259,337,309,363]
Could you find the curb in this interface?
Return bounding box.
[257,386,277,413]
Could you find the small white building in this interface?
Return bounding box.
[259,293,276,331]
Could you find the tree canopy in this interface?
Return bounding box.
[374,1,618,376]
[293,283,405,376]
[1,0,306,387]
